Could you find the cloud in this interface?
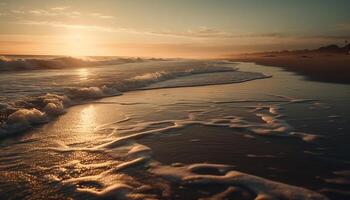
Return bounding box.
[51,6,70,11]
[17,20,117,32]
[153,28,233,38]
[337,22,350,31]
[13,20,180,36]
[29,9,81,18]
[9,7,112,19]
[149,28,286,39]
[10,8,81,18]
[12,20,350,43]
[29,9,57,16]
[71,11,81,16]
[148,28,350,42]
[306,35,350,40]
[11,10,26,14]
[14,20,152,34]
[90,13,115,19]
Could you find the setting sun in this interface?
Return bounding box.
[64,31,96,56]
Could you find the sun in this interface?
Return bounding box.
[64,30,96,56]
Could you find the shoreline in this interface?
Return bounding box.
[228,53,350,84]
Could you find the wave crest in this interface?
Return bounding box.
[0,56,145,72]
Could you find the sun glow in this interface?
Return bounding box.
[64,31,96,56]
[77,68,89,81]
[78,105,96,134]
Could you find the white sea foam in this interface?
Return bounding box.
[43,92,330,199]
[290,132,321,142]
[92,95,318,148]
[151,163,328,200]
[324,170,350,185]
[143,71,270,89]
[69,85,121,99]
[42,93,71,115]
[1,108,48,136]
[8,108,47,125]
[57,137,328,199]
[59,103,328,199]
[0,93,72,136]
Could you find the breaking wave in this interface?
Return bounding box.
[0,56,147,72]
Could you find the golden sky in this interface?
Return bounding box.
[0,0,349,58]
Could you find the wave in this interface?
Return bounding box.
[0,56,148,72]
[0,61,269,137]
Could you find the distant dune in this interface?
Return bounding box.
[228,44,350,84]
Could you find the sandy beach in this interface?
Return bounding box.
[228,52,350,84]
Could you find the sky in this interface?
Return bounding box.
[0,0,349,58]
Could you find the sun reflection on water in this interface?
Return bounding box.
[77,68,89,81]
[78,105,96,134]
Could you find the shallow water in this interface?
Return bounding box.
[1,59,265,136]
[0,61,349,200]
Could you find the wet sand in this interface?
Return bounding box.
[228,53,350,84]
